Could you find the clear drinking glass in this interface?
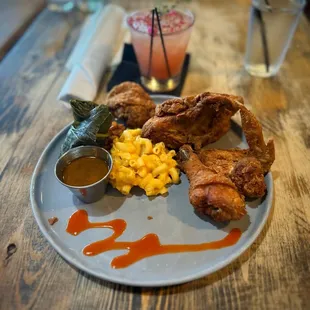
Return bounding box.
[244,0,306,77]
[127,9,194,92]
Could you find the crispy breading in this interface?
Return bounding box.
[178,145,246,222]
[178,103,275,222]
[142,92,242,150]
[230,157,266,198]
[198,104,274,199]
[238,104,275,174]
[106,82,156,128]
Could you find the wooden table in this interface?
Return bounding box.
[0,0,46,61]
[1,1,310,309]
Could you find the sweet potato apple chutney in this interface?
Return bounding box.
[62,156,108,186]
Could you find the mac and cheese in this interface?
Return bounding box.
[109,129,179,196]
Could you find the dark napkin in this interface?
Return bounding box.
[107,44,190,96]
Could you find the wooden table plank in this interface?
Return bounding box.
[0,0,46,61]
[0,1,310,309]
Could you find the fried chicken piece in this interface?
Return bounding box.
[178,145,246,222]
[142,92,242,150]
[198,104,275,198]
[230,157,266,197]
[238,104,275,174]
[177,103,274,222]
[197,149,266,198]
[197,148,247,175]
[106,82,156,128]
[103,121,125,151]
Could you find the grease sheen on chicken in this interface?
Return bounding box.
[142,92,243,150]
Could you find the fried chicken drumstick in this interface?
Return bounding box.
[106,82,156,128]
[178,145,246,221]
[179,104,275,222]
[142,92,243,150]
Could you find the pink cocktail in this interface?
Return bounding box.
[127,9,194,92]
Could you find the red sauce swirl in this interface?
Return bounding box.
[67,210,242,269]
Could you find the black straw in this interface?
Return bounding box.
[254,7,270,73]
[154,7,171,78]
[147,9,155,78]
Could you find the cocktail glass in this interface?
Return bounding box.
[127,9,194,92]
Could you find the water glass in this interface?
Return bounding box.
[244,0,306,77]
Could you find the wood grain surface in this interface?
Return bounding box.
[0,0,46,61]
[0,1,310,309]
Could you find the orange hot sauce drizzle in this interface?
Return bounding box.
[66,210,242,269]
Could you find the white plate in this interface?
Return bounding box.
[30,95,273,287]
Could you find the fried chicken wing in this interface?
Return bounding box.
[238,104,275,173]
[142,92,243,150]
[106,82,156,128]
[198,104,275,199]
[178,145,246,222]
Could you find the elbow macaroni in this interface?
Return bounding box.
[109,129,180,196]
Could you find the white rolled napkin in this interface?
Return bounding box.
[58,4,126,108]
[65,6,103,71]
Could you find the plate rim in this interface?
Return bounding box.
[30,95,273,287]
